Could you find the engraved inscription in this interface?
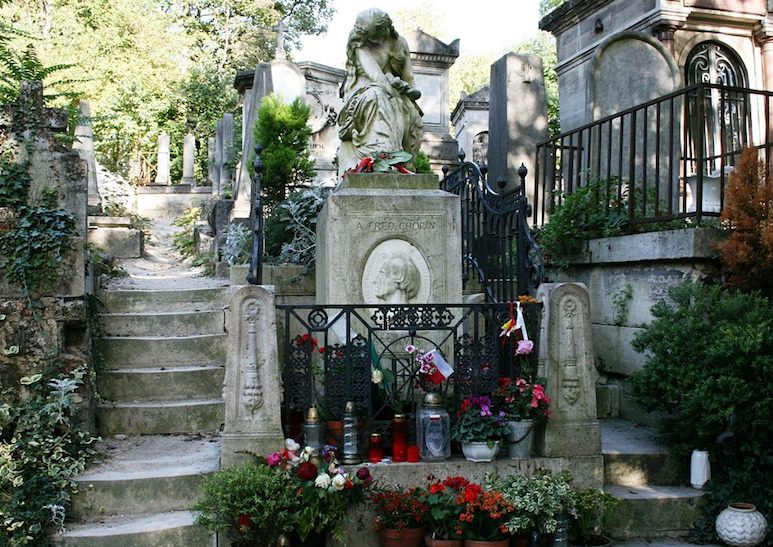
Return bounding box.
[355,219,437,232]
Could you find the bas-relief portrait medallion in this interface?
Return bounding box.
[361,239,431,304]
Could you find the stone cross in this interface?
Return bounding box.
[154,132,170,185]
[73,100,101,214]
[181,132,196,185]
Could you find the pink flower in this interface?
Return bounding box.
[266,452,281,466]
[516,339,534,355]
[405,344,416,354]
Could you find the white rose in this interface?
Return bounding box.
[371,369,383,384]
[315,473,331,489]
[284,438,300,452]
[331,473,346,491]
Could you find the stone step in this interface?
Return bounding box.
[98,287,228,313]
[605,485,706,540]
[101,310,225,337]
[101,334,226,368]
[97,366,225,402]
[56,510,214,547]
[96,399,224,436]
[70,436,219,522]
[601,419,683,487]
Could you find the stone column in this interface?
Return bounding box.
[221,113,234,191]
[653,22,682,58]
[154,132,170,185]
[214,119,224,195]
[207,136,217,192]
[181,132,196,185]
[221,285,284,467]
[536,282,601,457]
[73,100,101,214]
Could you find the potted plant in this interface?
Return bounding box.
[451,395,511,462]
[457,482,514,546]
[567,487,619,547]
[492,374,550,458]
[419,476,469,546]
[194,439,373,547]
[370,485,428,547]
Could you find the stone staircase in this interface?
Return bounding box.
[601,420,711,543]
[57,285,228,546]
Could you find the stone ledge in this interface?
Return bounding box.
[136,185,212,194]
[578,228,720,264]
[339,173,439,190]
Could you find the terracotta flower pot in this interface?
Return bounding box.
[378,527,425,547]
[425,537,463,547]
[464,539,510,547]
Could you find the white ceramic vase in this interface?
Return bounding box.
[715,503,768,547]
[461,441,500,462]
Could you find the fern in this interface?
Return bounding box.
[0,43,75,104]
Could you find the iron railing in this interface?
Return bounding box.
[279,302,541,444]
[440,157,544,303]
[533,83,773,228]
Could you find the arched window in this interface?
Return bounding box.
[472,131,488,166]
[685,41,751,173]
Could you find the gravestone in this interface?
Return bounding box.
[207,136,216,190]
[488,53,548,199]
[221,113,234,192]
[214,119,224,194]
[73,100,101,214]
[181,132,196,185]
[222,285,285,466]
[451,87,490,166]
[154,132,170,185]
[316,174,461,307]
[536,282,601,457]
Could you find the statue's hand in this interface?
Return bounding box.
[390,76,421,100]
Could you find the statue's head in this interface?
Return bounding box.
[351,8,396,44]
[374,252,420,302]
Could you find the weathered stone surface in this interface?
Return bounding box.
[316,173,461,307]
[488,53,548,199]
[87,227,143,258]
[135,184,211,219]
[154,132,170,185]
[451,86,489,165]
[537,283,601,457]
[221,285,284,467]
[605,485,706,539]
[181,132,196,185]
[73,100,102,214]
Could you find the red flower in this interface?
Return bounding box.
[463,483,482,503]
[297,461,318,481]
[238,513,252,529]
[356,466,373,486]
[498,377,512,388]
[429,483,446,494]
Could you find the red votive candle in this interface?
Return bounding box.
[392,414,407,462]
[406,444,420,462]
[368,433,383,464]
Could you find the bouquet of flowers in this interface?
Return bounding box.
[370,485,428,530]
[266,439,373,541]
[493,376,551,421]
[420,475,470,540]
[457,482,515,541]
[451,395,511,446]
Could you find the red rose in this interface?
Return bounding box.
[297,461,318,481]
[356,467,373,485]
[238,514,252,529]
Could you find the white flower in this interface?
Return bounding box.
[315,473,331,489]
[302,446,315,459]
[371,369,383,384]
[284,438,300,452]
[331,473,346,491]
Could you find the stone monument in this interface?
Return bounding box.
[488,53,548,198]
[536,282,601,457]
[207,136,216,190]
[73,100,101,214]
[181,132,196,185]
[222,285,285,466]
[336,8,423,176]
[154,132,170,185]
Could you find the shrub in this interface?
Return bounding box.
[264,186,330,266]
[631,281,773,544]
[715,147,773,298]
[222,223,251,266]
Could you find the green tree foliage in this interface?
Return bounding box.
[631,282,773,545]
[514,32,560,137]
[254,94,315,208]
[539,0,566,17]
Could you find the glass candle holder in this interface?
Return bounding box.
[302,406,323,452]
[392,414,407,462]
[368,433,383,463]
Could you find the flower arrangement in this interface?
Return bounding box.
[406,344,453,385]
[493,376,551,421]
[194,439,372,545]
[265,439,373,541]
[370,485,428,530]
[343,151,414,176]
[450,396,511,446]
[420,475,470,540]
[457,483,515,541]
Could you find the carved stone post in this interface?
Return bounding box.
[221,285,284,467]
[154,132,170,185]
[536,282,601,457]
[181,132,196,185]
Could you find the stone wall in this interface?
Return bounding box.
[549,228,722,423]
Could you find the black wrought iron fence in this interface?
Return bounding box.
[533,83,773,228]
[440,158,543,303]
[279,302,541,444]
